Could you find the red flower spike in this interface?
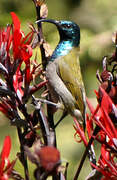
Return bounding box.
[8,13,33,98]
[37,146,60,171]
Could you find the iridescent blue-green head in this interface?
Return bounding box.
[37,19,80,46]
[36,19,80,61]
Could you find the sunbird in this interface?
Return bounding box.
[37,19,86,128]
[36,19,96,171]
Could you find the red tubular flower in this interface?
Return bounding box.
[0,136,16,180]
[74,86,117,179]
[10,12,34,96]
[0,12,34,100]
[10,12,46,99]
[88,91,117,178]
[11,12,33,62]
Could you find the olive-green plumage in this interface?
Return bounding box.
[58,47,85,118]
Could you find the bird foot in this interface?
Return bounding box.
[32,95,64,110]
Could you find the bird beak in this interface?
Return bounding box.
[36,19,60,26]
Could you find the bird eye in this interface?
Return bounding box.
[62,24,72,28]
[67,24,72,28]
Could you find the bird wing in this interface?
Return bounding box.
[57,47,86,117]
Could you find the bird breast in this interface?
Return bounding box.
[46,61,76,113]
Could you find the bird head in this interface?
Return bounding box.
[36,19,80,47]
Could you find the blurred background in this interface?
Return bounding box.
[0,0,117,179]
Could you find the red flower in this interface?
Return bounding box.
[0,12,34,99]
[91,144,117,179]
[0,136,16,180]
[10,12,46,99]
[0,25,12,63]
[10,12,34,97]
[74,87,117,179]
[11,12,33,61]
[95,88,117,148]
[0,12,46,119]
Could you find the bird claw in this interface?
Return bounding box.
[32,95,64,110]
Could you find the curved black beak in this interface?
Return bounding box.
[36,19,60,26]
